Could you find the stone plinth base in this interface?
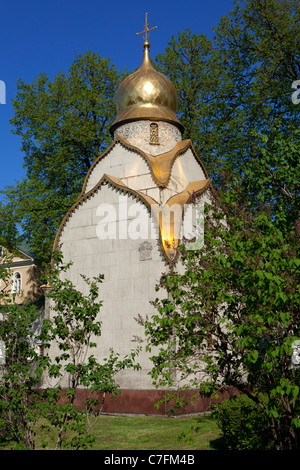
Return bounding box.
[54,388,240,416]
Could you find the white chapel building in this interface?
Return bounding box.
[51,23,214,414]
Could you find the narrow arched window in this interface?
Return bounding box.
[11,271,22,294]
[150,122,159,145]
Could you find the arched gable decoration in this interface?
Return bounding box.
[82,135,209,192]
[53,173,213,266]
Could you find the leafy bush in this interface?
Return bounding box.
[213,394,274,450]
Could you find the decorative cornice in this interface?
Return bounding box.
[0,260,37,269]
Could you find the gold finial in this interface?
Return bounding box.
[136,13,157,42]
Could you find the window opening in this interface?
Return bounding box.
[11,271,21,294]
[150,122,159,145]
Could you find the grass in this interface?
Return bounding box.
[88,414,221,450]
[1,414,223,450]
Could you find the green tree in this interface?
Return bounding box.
[154,0,300,185]
[2,51,123,263]
[0,202,19,250]
[0,257,48,449]
[154,29,244,185]
[144,127,300,450]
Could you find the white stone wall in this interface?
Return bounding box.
[53,185,169,390]
[84,142,153,194]
[167,148,207,194]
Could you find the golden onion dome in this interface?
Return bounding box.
[110,40,184,135]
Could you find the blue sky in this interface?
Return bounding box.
[0,0,235,197]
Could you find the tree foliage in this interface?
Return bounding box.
[213,394,274,450]
[145,127,300,450]
[0,256,47,449]
[154,0,300,185]
[146,3,300,448]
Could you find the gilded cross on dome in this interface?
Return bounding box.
[136,13,157,42]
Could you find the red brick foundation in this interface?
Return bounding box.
[55,388,240,415]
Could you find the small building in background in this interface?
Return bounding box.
[0,243,43,305]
